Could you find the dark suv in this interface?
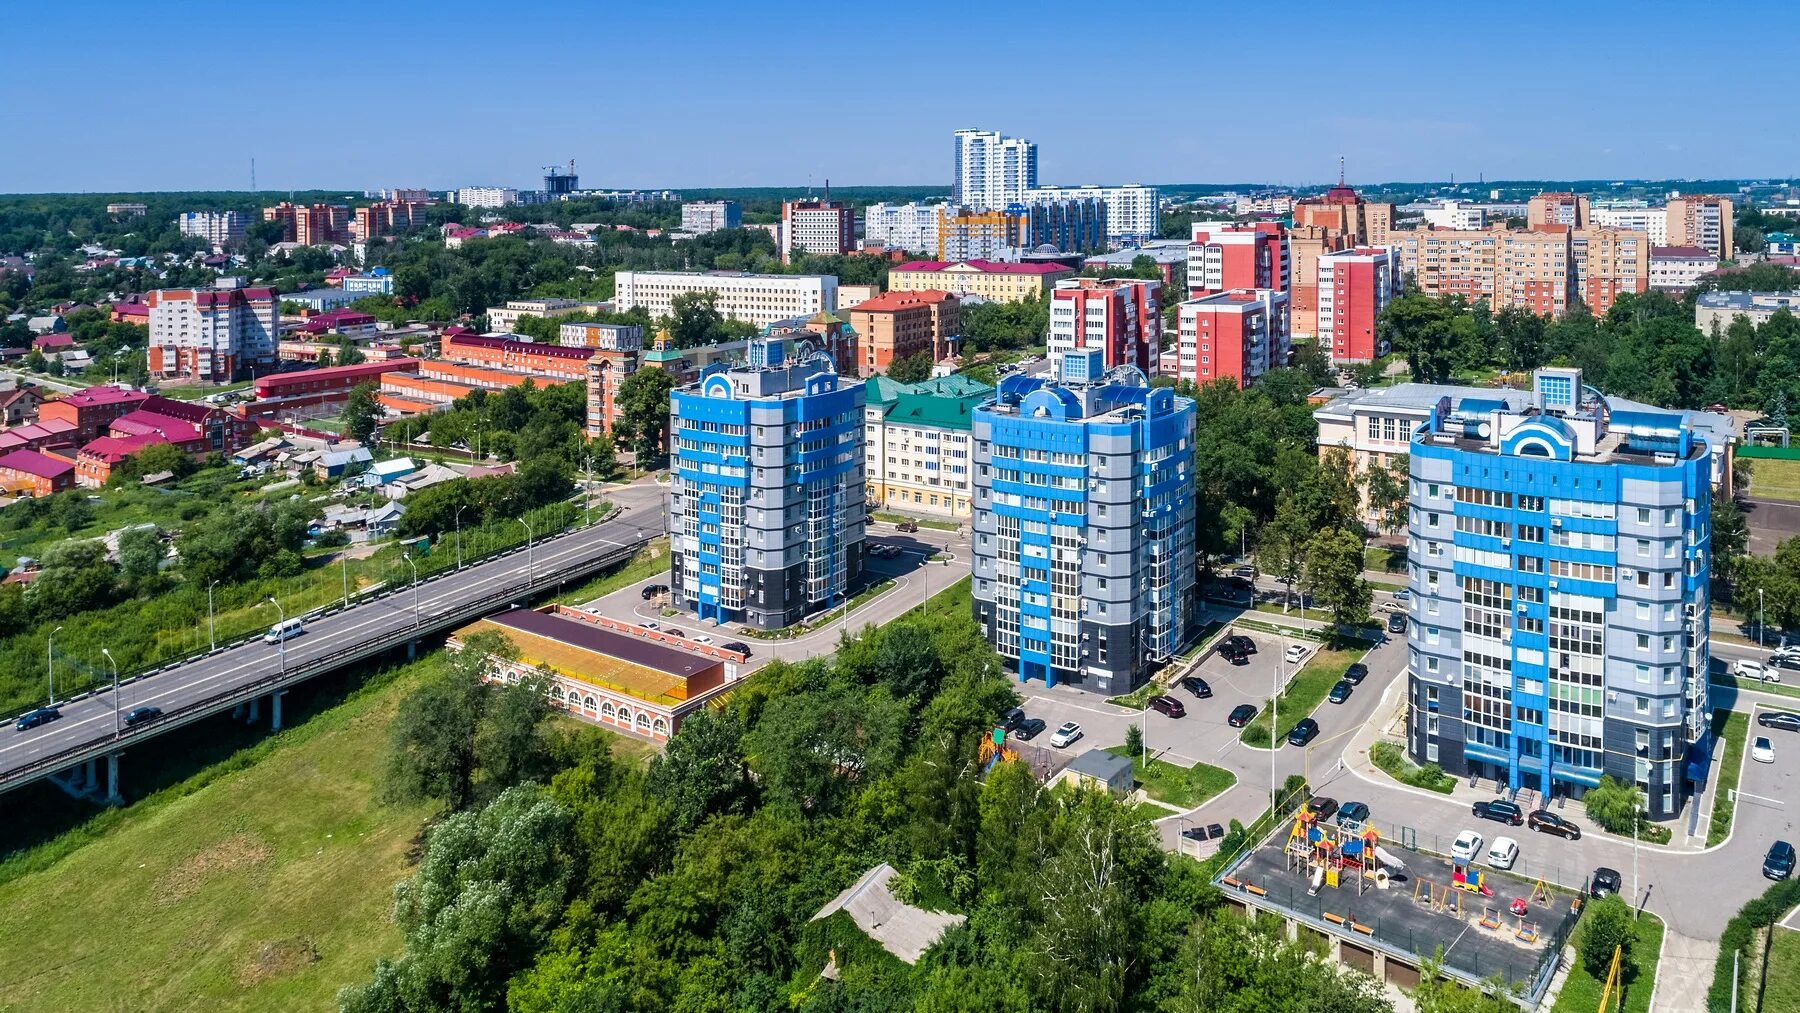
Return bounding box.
[1149,695,1187,718]
[1217,641,1249,665]
[1472,799,1524,826]
[1180,676,1212,698]
[1767,841,1797,881]
[1589,867,1622,898]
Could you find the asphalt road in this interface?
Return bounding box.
[0,478,668,786]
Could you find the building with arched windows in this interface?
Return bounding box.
[450,605,746,742]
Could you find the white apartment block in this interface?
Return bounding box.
[680,201,741,234]
[455,187,520,208]
[864,202,944,254]
[953,128,1038,210]
[146,281,278,382]
[1234,193,1296,216]
[485,298,605,333]
[177,211,250,249]
[1026,185,1160,241]
[1593,207,1668,246]
[1420,201,1488,230]
[613,271,838,327]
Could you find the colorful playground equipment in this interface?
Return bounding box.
[978,731,1018,775]
[1449,855,1495,897]
[1285,812,1405,896]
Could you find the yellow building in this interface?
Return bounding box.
[888,259,1072,304]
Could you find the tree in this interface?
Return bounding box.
[1362,453,1409,536]
[1305,528,1374,631]
[1583,775,1647,837]
[613,367,676,464]
[585,436,618,481]
[1712,490,1749,592]
[646,708,751,835]
[1257,493,1312,609]
[1577,894,1636,978]
[745,683,907,816]
[345,380,381,445]
[109,440,194,485]
[1123,722,1143,758]
[116,525,165,587]
[473,670,554,801]
[384,648,493,809]
[886,350,935,384]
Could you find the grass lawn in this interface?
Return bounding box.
[1104,745,1236,809]
[1761,926,1800,1012]
[870,511,960,532]
[1240,645,1366,747]
[555,537,671,604]
[1550,910,1664,1013]
[157,380,255,401]
[1749,458,1800,503]
[0,664,438,1012]
[1708,709,1750,847]
[1364,546,1407,573]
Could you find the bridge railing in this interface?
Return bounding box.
[0,534,649,792]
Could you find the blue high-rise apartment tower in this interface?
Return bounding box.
[667,339,866,629]
[1406,368,1713,819]
[970,349,1196,693]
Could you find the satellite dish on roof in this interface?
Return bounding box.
[1477,421,1491,438]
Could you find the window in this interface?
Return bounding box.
[1635,697,1650,716]
[1637,508,1651,525]
[1636,634,1650,652]
[1635,664,1650,683]
[1637,539,1650,557]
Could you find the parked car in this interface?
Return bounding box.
[1590,867,1622,898]
[1472,799,1525,826]
[14,706,60,731]
[1758,711,1800,732]
[1527,810,1582,840]
[664,629,686,638]
[1306,797,1339,820]
[1343,663,1369,685]
[1766,841,1797,881]
[1734,659,1781,683]
[1218,641,1249,665]
[1486,836,1521,870]
[1149,694,1187,718]
[1001,707,1026,731]
[1336,801,1371,829]
[640,583,669,600]
[1228,634,1258,655]
[640,621,660,631]
[1328,680,1353,704]
[1451,829,1485,863]
[1284,644,1308,665]
[122,706,162,727]
[1228,703,1257,727]
[721,641,751,657]
[1049,721,1084,749]
[1232,565,1255,580]
[1392,588,1411,601]
[1378,601,1407,615]
[1753,736,1777,764]
[692,635,714,646]
[1387,614,1408,634]
[1286,718,1319,746]
[1180,675,1212,698]
[897,520,919,532]
[1013,718,1047,741]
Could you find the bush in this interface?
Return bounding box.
[1124,723,1143,758]
[1710,878,1800,1011]
[1578,895,1635,978]
[1369,740,1457,794]
[1584,775,1647,835]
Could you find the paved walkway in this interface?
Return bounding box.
[1657,930,1717,1012]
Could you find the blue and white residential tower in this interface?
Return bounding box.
[667,339,866,630]
[970,349,1197,692]
[1406,368,1713,820]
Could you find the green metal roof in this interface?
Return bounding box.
[866,373,995,432]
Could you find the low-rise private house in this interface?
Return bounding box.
[315,446,373,481]
[390,461,460,498]
[320,500,406,535]
[0,448,76,496]
[1058,748,1134,795]
[359,456,417,488]
[0,385,43,428]
[25,315,65,336]
[32,333,76,353]
[232,435,290,466]
[109,301,150,326]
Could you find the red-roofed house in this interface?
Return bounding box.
[298,309,379,337]
[109,301,151,325]
[0,449,75,496]
[74,433,165,487]
[0,386,42,428]
[39,385,150,443]
[32,333,76,352]
[0,418,78,455]
[108,410,207,453]
[887,260,1074,303]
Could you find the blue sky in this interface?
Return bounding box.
[3,0,1791,193]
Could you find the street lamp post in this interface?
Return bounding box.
[341,553,350,607]
[454,504,468,571]
[403,551,420,626]
[48,625,63,705]
[267,597,286,674]
[1759,588,1766,650]
[103,648,119,736]
[517,517,535,586]
[207,580,219,651]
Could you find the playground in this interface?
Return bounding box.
[1217,811,1582,1001]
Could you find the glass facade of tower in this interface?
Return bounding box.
[1405,369,1713,820]
[969,350,1196,693]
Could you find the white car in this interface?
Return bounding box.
[1451,829,1485,863]
[1049,721,1083,749]
[1378,601,1407,615]
[1486,836,1520,870]
[1284,644,1309,665]
[1735,659,1781,684]
[692,635,714,646]
[640,621,660,631]
[1753,736,1777,764]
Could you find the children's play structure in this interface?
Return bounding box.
[1285,811,1406,896]
[978,730,1017,775]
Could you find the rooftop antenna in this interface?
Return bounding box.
[1338,156,1346,187]
[824,178,831,202]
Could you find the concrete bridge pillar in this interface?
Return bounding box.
[105,752,122,806]
[245,695,260,723]
[82,757,97,793]
[271,691,287,731]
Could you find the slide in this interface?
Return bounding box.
[1310,866,1325,896]
[1373,846,1407,871]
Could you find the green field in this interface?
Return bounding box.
[0,665,437,1011]
[1762,926,1800,1012]
[1550,910,1664,1013]
[1749,458,1800,502]
[1240,645,1366,747]
[1104,745,1236,808]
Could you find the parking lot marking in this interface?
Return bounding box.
[1022,694,1136,719]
